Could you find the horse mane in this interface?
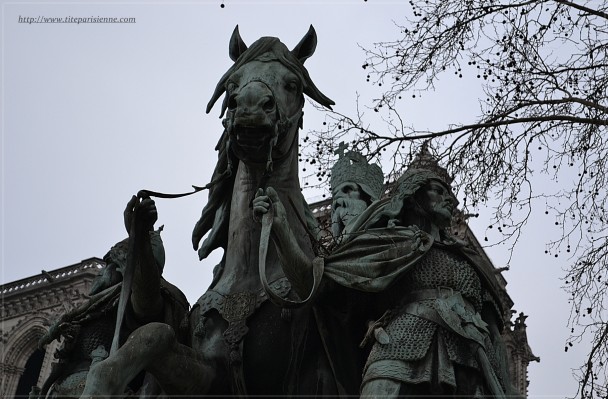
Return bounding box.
[192,130,236,260]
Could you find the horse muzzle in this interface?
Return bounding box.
[230,118,275,151]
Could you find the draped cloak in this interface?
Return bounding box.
[312,198,511,396]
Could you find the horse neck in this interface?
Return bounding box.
[236,135,301,192]
[219,140,313,293]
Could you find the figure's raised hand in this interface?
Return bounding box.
[138,197,158,230]
[265,187,287,220]
[253,187,287,223]
[253,188,271,220]
[124,195,158,234]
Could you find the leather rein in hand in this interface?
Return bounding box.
[258,197,324,309]
[111,184,212,356]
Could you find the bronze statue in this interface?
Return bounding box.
[357,168,515,398]
[39,26,519,398]
[38,197,188,399]
[255,164,515,397]
[187,24,345,397]
[76,26,347,397]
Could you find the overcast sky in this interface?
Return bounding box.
[1,1,588,396]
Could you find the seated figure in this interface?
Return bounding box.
[37,197,189,399]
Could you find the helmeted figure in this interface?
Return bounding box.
[358,167,516,398]
[255,153,516,397]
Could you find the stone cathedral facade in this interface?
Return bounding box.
[1,258,105,398]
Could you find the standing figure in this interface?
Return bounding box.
[256,163,515,398]
[253,149,384,393]
[359,168,515,398]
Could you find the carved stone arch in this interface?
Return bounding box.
[2,313,51,398]
[503,339,516,355]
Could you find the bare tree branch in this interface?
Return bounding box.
[302,1,608,396]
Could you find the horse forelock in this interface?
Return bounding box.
[207,36,333,116]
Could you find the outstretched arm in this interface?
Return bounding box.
[253,187,314,297]
[124,195,164,323]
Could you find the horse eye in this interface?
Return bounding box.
[227,82,237,92]
[286,82,298,92]
[342,183,357,193]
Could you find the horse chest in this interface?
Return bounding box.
[222,210,265,290]
[220,166,286,292]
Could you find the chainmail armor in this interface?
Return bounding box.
[367,247,485,370]
[366,312,436,364]
[365,306,480,369]
[70,314,115,361]
[399,247,482,311]
[442,327,479,368]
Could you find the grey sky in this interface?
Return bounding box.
[2,1,584,396]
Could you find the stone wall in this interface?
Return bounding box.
[1,259,104,398]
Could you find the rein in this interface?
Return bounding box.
[111,180,222,356]
[223,77,303,177]
[242,94,322,307]
[112,85,304,353]
[258,198,324,308]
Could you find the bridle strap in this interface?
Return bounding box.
[224,78,303,175]
[258,200,324,309]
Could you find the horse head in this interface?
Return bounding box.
[207,25,334,168]
[193,26,334,259]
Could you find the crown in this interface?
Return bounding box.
[330,147,384,201]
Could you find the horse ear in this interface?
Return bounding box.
[291,25,317,64]
[229,25,248,62]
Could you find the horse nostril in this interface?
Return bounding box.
[263,97,275,112]
[228,95,237,111]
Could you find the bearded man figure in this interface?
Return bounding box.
[329,150,384,240]
[255,149,515,398]
[253,148,384,291]
[358,167,516,399]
